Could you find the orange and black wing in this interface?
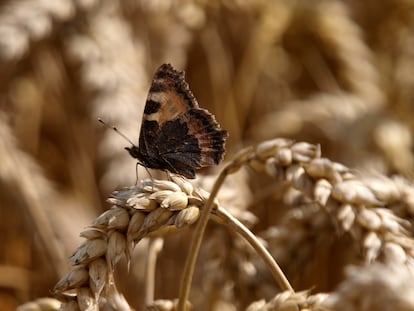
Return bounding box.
[127,63,227,179]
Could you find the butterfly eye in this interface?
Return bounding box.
[125,146,140,158]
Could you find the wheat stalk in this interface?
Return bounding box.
[0,114,67,277]
[52,137,414,309]
[244,139,414,266]
[1,1,413,310]
[0,0,97,61]
[53,171,287,310]
[245,262,414,311]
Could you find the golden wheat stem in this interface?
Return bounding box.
[144,237,164,307]
[177,177,226,311]
[177,147,256,311]
[215,206,294,292]
[177,167,230,311]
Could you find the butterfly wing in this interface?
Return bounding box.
[143,63,198,123]
[135,64,198,166]
[129,63,227,179]
[155,108,228,178]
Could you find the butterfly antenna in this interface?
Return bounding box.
[98,118,135,146]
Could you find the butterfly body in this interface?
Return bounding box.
[126,64,228,179]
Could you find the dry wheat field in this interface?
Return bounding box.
[1,0,414,310]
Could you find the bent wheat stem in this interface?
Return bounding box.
[177,147,293,311]
[215,206,293,292]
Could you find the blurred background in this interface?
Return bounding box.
[1,0,414,310]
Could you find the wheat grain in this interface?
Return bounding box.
[246,290,330,311]
[323,263,414,311]
[3,1,414,309]
[146,299,191,311]
[0,0,99,60]
[237,138,414,291]
[53,178,206,309]
[314,1,384,108]
[374,121,414,177]
[53,163,290,310]
[16,297,61,311]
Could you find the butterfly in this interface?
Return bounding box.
[125,63,228,179]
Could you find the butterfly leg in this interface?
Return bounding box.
[135,162,155,190]
[134,162,140,185]
[141,165,156,191]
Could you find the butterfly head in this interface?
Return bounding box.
[125,146,141,160]
[125,145,155,169]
